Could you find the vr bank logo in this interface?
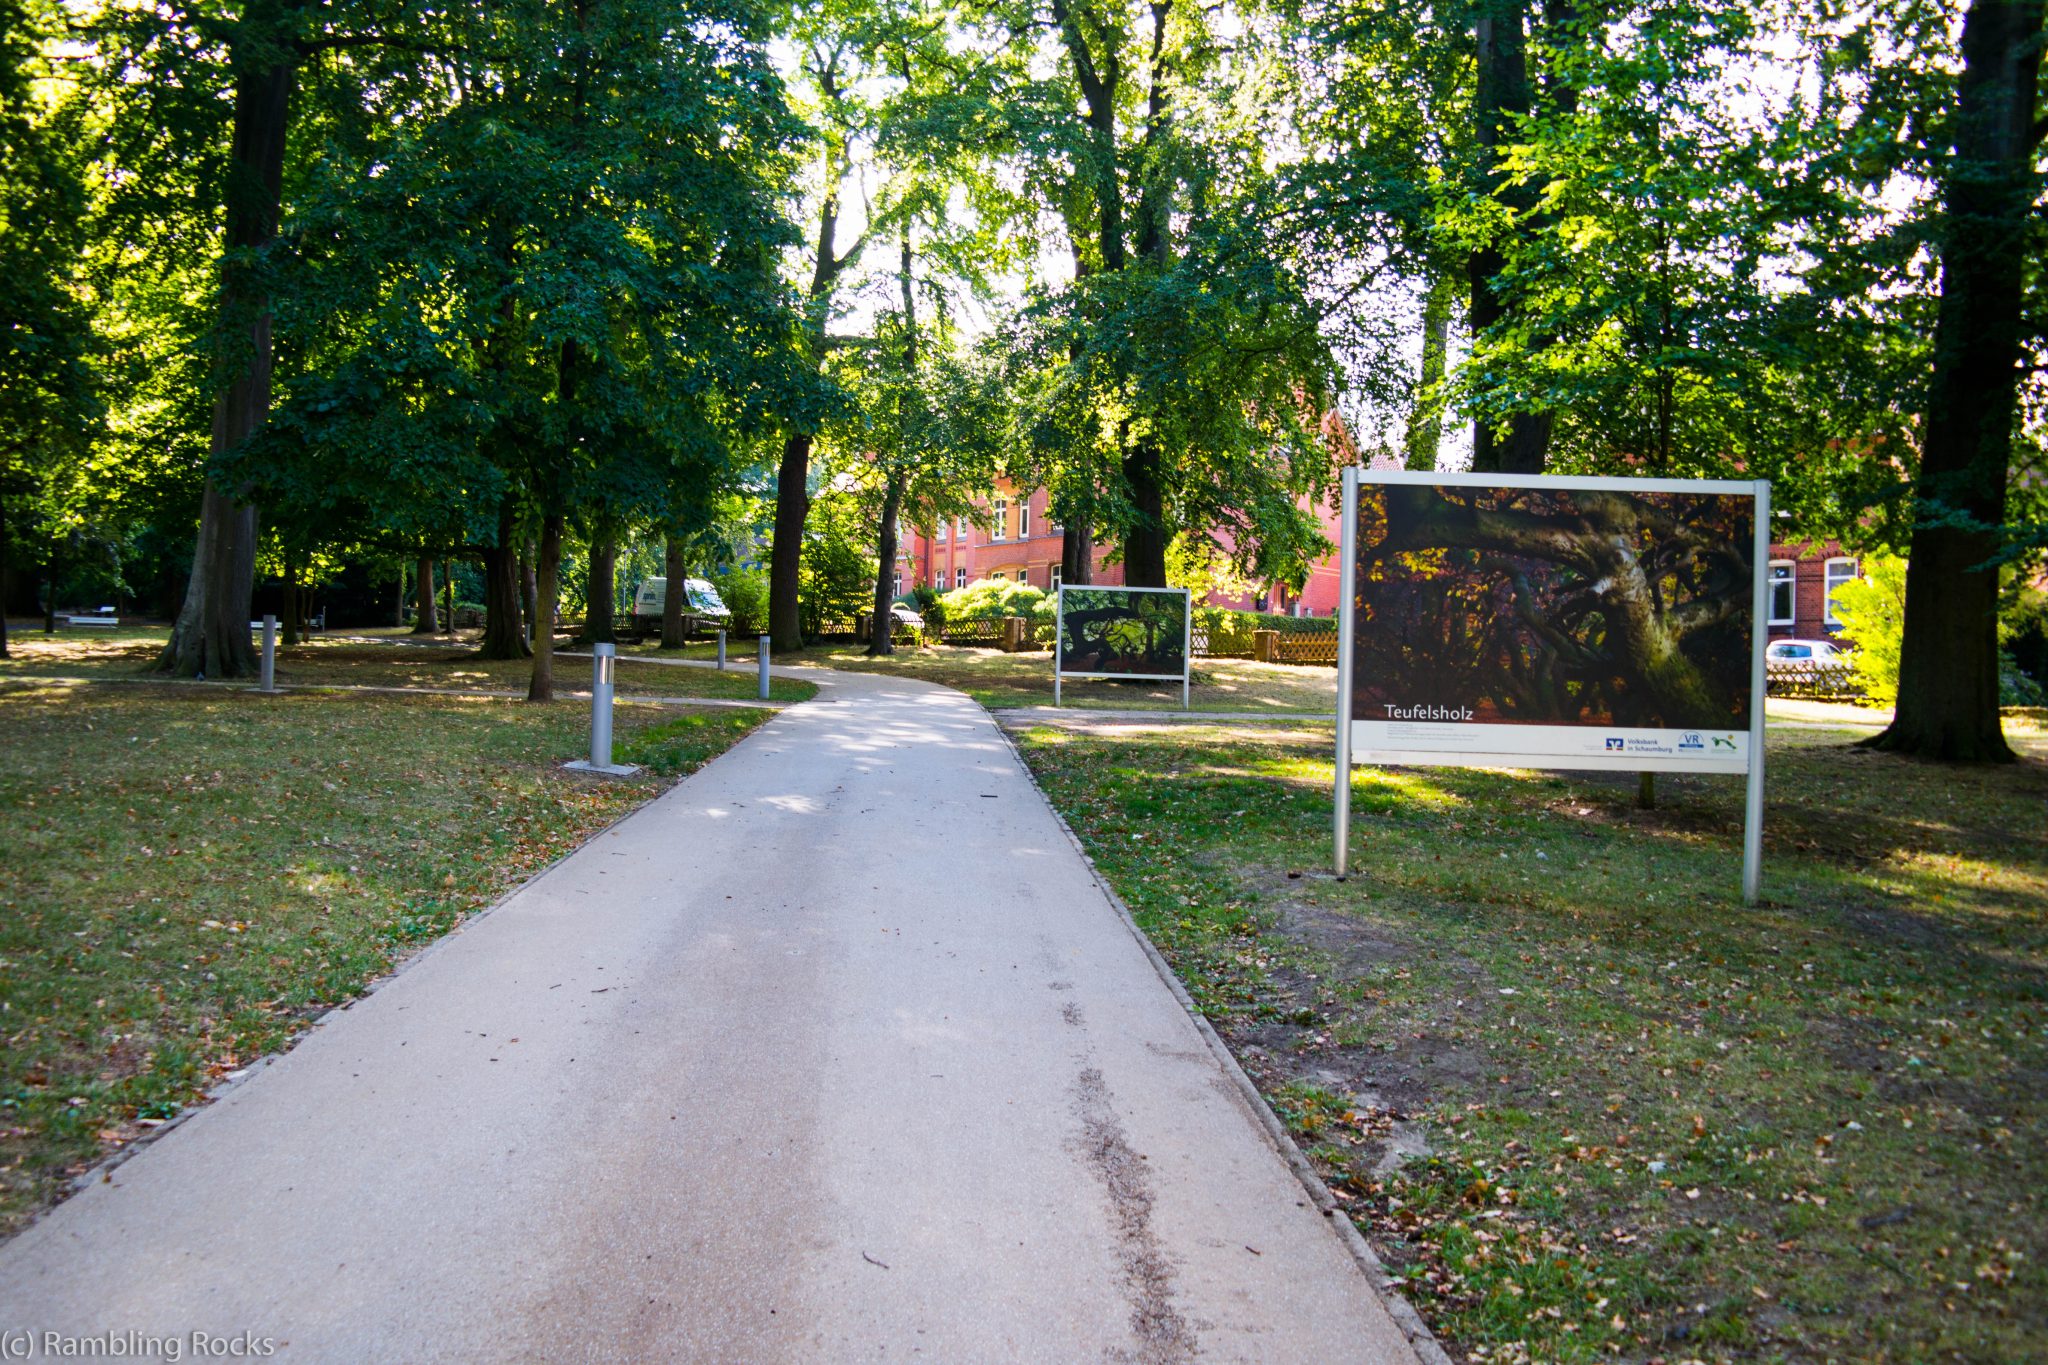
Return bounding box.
[1604,737,1625,751]
[1679,732,1705,750]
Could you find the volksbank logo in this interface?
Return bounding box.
[1382,703,1476,721]
[1604,737,1625,751]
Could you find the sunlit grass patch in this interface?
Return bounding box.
[1015,721,2048,1361]
[0,635,816,704]
[0,687,770,1237]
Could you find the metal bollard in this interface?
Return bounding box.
[564,642,640,777]
[717,628,726,671]
[757,634,770,700]
[260,615,278,692]
[590,642,615,768]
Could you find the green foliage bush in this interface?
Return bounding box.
[1832,554,1904,706]
[940,579,1052,625]
[708,565,768,637]
[2003,585,2048,689]
[797,494,878,635]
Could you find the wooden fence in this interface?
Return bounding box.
[940,618,1005,646]
[1766,660,1860,699]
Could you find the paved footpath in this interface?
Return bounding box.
[0,670,1423,1364]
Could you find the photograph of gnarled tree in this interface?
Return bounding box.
[1355,483,1754,729]
[1058,588,1189,679]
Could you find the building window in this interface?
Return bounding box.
[892,572,902,597]
[1015,567,1030,588]
[1050,567,1062,591]
[1768,561,1795,625]
[955,567,966,589]
[1824,557,1857,625]
[992,497,1008,540]
[957,515,969,537]
[1018,503,1030,538]
[936,522,947,542]
[991,570,1006,581]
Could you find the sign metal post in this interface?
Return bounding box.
[1743,481,1770,905]
[564,642,641,777]
[1333,468,1359,877]
[259,615,278,693]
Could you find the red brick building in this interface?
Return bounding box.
[895,475,1860,633]
[1764,541,1861,640]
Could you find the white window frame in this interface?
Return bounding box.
[936,522,948,541]
[992,497,1008,541]
[1768,560,1796,626]
[1824,557,1857,626]
[892,571,902,597]
[955,567,966,589]
[1018,503,1030,538]
[1050,567,1061,591]
[1015,567,1029,588]
[990,570,1006,581]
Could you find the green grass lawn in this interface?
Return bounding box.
[1014,720,2048,1362]
[0,680,773,1237]
[0,631,816,704]
[770,641,1342,712]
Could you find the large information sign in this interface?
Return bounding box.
[1333,469,1769,900]
[1055,585,1192,709]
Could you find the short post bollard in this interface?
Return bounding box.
[563,642,641,777]
[259,614,278,692]
[717,628,726,671]
[757,634,770,701]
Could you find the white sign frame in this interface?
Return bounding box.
[1333,466,1770,903]
[1054,584,1193,711]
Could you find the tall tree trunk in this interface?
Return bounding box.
[443,571,455,634]
[520,544,537,643]
[1121,443,1169,587]
[768,107,862,656]
[1061,521,1095,585]
[157,28,294,678]
[1404,274,1455,471]
[660,535,687,648]
[1869,0,2040,762]
[413,555,439,633]
[280,550,300,645]
[527,513,563,702]
[1468,0,1551,475]
[869,478,905,656]
[870,234,917,657]
[769,432,812,651]
[478,501,529,659]
[41,546,58,634]
[578,535,617,645]
[0,495,9,658]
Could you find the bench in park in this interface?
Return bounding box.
[249,613,325,633]
[62,613,120,629]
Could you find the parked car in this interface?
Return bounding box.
[889,603,924,629]
[1766,638,1848,665]
[631,577,732,636]
[1766,637,1858,698]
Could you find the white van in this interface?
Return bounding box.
[631,577,732,635]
